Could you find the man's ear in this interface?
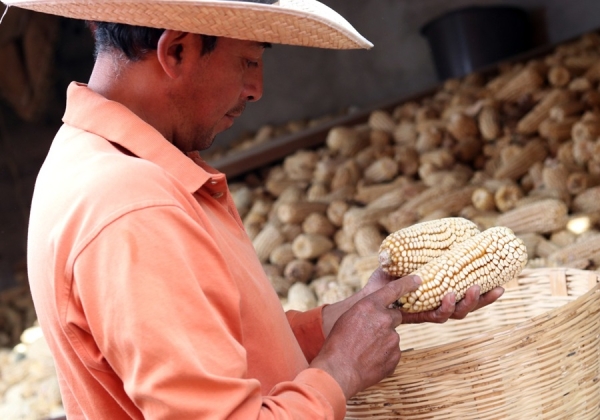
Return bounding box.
[156,30,190,79]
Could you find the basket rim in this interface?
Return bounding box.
[397,267,600,357]
[348,267,600,419]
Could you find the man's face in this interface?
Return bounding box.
[170,36,266,152]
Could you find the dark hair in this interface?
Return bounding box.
[87,22,218,61]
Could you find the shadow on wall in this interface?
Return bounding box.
[420,5,544,80]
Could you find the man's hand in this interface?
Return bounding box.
[310,275,421,399]
[314,268,504,399]
[361,268,504,324]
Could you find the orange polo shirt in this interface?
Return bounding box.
[27,83,346,419]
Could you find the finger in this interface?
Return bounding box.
[367,267,397,285]
[401,285,506,324]
[452,286,504,319]
[400,292,456,324]
[370,275,421,307]
[476,287,505,309]
[451,285,481,319]
[388,306,405,329]
[430,291,457,322]
[362,268,398,297]
[452,284,507,314]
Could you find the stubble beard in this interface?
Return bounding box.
[171,123,214,153]
[193,127,217,152]
[197,102,246,151]
[182,102,246,152]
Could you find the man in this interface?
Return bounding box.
[5,0,503,418]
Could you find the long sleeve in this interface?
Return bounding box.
[286,307,327,363]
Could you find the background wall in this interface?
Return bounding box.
[0,0,600,290]
[213,0,600,148]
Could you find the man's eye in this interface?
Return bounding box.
[246,59,259,68]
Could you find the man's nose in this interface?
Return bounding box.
[244,67,264,102]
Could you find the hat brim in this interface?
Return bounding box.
[1,0,373,49]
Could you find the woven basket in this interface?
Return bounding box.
[346,268,600,419]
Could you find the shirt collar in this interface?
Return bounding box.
[62,82,222,193]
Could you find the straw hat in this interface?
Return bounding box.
[0,0,373,49]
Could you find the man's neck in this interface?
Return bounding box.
[87,52,173,143]
[87,52,127,99]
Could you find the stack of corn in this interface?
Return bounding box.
[203,112,346,161]
[0,282,37,349]
[222,31,600,311]
[0,324,63,419]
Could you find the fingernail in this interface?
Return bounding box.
[410,275,422,286]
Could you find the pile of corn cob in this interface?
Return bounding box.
[0,324,63,419]
[0,284,37,349]
[203,112,347,161]
[224,31,600,311]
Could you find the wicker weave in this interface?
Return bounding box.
[346,268,600,420]
[1,0,373,49]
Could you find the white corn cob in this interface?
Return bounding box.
[496,198,569,234]
[396,227,527,313]
[378,218,480,277]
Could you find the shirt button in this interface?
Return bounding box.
[212,192,223,199]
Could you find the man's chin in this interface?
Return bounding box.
[198,135,217,151]
[223,115,236,130]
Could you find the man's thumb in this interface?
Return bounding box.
[375,275,422,307]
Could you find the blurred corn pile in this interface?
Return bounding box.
[204,113,347,161]
[0,263,64,419]
[0,325,63,419]
[221,32,600,311]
